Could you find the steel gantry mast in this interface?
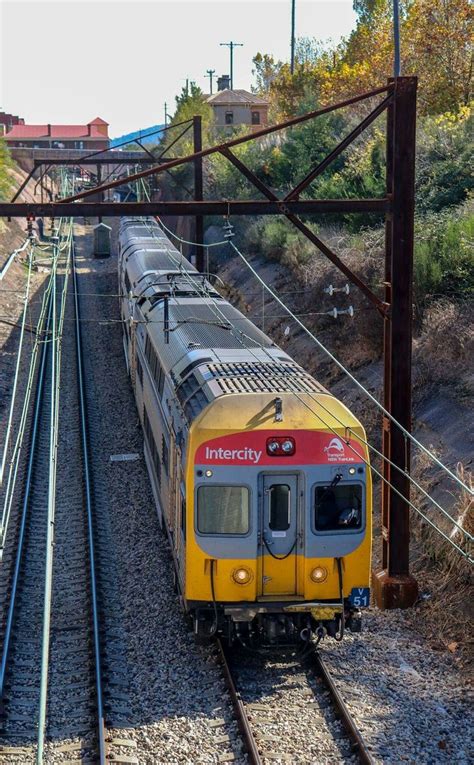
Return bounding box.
[1,79,420,607]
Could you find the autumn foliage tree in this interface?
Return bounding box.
[252,0,473,118]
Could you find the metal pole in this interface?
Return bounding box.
[393,0,401,77]
[97,164,102,223]
[373,77,418,609]
[37,236,58,763]
[290,0,296,74]
[220,41,243,90]
[206,69,216,94]
[193,115,204,270]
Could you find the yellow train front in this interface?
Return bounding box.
[119,218,372,646]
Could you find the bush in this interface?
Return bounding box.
[0,137,14,201]
[414,201,474,308]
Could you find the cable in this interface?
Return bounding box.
[0,243,35,485]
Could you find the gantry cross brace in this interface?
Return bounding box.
[2,80,419,606]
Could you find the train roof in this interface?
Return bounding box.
[120,217,329,423]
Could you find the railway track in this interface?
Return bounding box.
[0,232,110,763]
[217,639,374,765]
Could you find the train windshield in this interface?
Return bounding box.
[314,484,362,531]
[197,485,249,535]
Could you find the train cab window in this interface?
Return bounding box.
[314,483,362,531]
[197,486,249,535]
[269,484,290,531]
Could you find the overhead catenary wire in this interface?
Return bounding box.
[228,240,473,498]
[0,219,73,554]
[0,243,35,485]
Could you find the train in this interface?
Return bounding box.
[118,217,372,646]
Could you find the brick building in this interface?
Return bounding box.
[4,117,109,150]
[0,111,24,135]
[206,81,269,129]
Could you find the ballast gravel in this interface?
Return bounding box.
[321,610,471,764]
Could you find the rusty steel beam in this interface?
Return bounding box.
[156,122,193,161]
[220,147,387,315]
[33,156,158,166]
[373,76,419,609]
[10,166,37,203]
[285,94,392,201]
[0,199,389,218]
[193,116,204,271]
[58,85,393,204]
[60,117,194,164]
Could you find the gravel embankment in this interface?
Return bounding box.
[321,611,471,764]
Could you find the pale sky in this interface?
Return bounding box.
[0,0,357,137]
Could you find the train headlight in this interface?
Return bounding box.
[348,467,356,475]
[266,436,295,456]
[310,566,328,583]
[232,567,252,585]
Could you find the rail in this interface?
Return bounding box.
[217,639,373,765]
[72,234,107,764]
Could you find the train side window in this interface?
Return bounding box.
[136,354,143,386]
[143,407,161,485]
[197,486,249,535]
[314,483,362,531]
[181,496,186,537]
[268,484,290,531]
[162,435,169,475]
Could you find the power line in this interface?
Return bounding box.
[228,240,472,498]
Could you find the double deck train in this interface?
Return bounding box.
[118,217,372,645]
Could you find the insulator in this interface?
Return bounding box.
[223,219,235,239]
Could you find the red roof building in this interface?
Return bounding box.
[4,117,109,149]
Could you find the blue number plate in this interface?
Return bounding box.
[349,587,370,607]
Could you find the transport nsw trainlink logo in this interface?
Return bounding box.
[323,437,356,463]
[196,431,364,466]
[205,447,262,464]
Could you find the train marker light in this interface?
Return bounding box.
[232,567,252,585]
[310,566,328,583]
[266,436,295,456]
[205,469,213,477]
[348,467,356,475]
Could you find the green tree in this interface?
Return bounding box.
[0,137,14,201]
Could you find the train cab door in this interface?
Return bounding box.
[259,474,299,597]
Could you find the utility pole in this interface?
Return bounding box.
[164,102,169,125]
[206,69,216,94]
[290,0,296,75]
[393,0,401,76]
[220,41,243,90]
